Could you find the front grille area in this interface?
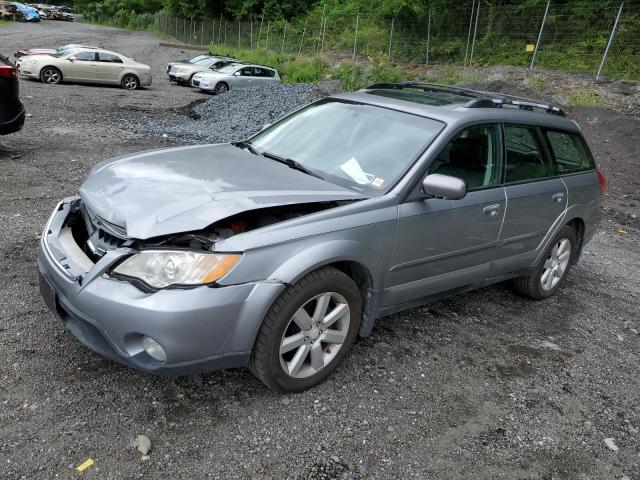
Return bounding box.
[81,204,127,258]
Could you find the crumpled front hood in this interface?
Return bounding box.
[79,144,364,240]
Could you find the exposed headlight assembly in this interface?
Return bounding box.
[112,250,241,289]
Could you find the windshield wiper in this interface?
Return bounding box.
[261,151,324,180]
[234,140,260,156]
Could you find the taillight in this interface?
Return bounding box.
[0,65,17,79]
[597,170,606,193]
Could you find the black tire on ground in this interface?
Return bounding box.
[214,82,229,94]
[250,267,362,393]
[512,225,578,300]
[40,66,62,85]
[121,74,139,90]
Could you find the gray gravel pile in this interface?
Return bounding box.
[134,83,322,143]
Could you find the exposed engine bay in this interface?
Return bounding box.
[64,198,351,263]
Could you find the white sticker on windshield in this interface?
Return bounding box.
[340,157,370,185]
[371,177,385,188]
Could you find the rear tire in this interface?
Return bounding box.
[250,267,361,393]
[214,82,229,94]
[512,225,577,299]
[40,66,62,85]
[121,74,139,90]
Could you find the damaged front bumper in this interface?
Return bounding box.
[37,197,285,375]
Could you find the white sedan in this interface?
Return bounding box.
[17,48,152,90]
[191,63,281,94]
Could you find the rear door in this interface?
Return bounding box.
[385,123,506,306]
[96,52,125,84]
[253,66,279,86]
[496,124,567,270]
[64,51,98,81]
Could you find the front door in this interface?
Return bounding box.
[384,124,506,306]
[64,51,97,81]
[234,66,255,88]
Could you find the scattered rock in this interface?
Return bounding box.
[136,435,152,455]
[609,80,637,96]
[281,397,290,406]
[373,341,391,350]
[604,437,619,452]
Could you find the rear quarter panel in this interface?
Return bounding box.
[562,170,603,243]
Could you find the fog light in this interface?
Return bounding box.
[142,336,167,362]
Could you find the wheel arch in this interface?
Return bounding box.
[565,217,586,264]
[264,241,383,338]
[39,65,63,82]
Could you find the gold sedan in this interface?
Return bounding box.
[17,47,152,90]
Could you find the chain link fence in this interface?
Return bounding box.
[153,1,640,80]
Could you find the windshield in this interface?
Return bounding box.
[189,55,209,63]
[249,100,444,195]
[50,46,78,58]
[216,64,239,74]
[193,58,216,66]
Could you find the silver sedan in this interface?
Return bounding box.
[191,63,281,94]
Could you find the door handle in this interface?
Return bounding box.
[552,192,565,203]
[483,204,501,216]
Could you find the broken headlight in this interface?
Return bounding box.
[112,250,241,289]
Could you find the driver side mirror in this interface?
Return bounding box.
[68,55,76,62]
[233,71,240,76]
[422,173,466,200]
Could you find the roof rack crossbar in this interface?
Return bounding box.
[365,81,566,117]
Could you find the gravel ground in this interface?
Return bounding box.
[1,21,639,480]
[130,83,322,143]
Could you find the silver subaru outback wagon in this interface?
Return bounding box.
[37,83,604,392]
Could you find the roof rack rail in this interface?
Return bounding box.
[464,97,565,116]
[365,81,566,117]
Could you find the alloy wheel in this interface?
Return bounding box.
[122,76,138,90]
[541,238,571,291]
[43,69,60,84]
[279,292,350,378]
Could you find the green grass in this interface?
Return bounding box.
[568,89,610,107]
[0,19,10,26]
[426,66,479,86]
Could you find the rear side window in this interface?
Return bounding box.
[504,125,553,183]
[98,53,123,63]
[544,130,595,174]
[254,67,275,77]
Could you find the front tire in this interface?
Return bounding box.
[251,267,362,393]
[214,82,229,94]
[513,225,577,299]
[121,74,139,90]
[40,66,62,85]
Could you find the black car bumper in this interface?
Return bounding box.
[0,106,25,135]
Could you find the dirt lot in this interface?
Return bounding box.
[1,21,639,480]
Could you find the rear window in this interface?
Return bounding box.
[1,54,12,66]
[544,130,595,174]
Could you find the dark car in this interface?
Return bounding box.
[0,54,25,135]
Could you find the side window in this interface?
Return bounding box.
[544,130,595,174]
[240,67,253,76]
[428,124,502,190]
[75,52,96,62]
[98,53,123,63]
[504,125,553,183]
